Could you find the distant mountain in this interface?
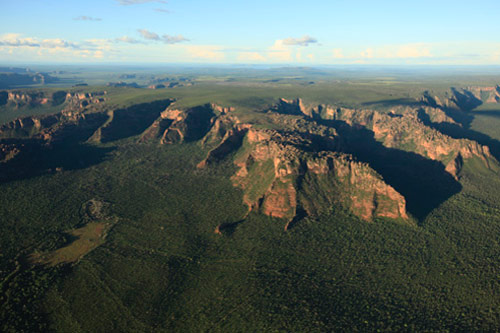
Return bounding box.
[0,72,59,89]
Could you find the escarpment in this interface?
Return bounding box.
[420,86,500,112]
[228,128,409,223]
[0,90,108,109]
[0,112,108,143]
[141,91,499,225]
[1,84,498,229]
[148,102,409,224]
[273,97,498,178]
[0,98,174,145]
[140,103,230,144]
[89,99,173,143]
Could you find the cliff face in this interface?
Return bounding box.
[0,111,109,144]
[149,102,409,224]
[140,104,229,144]
[90,99,173,143]
[0,98,172,145]
[274,97,497,179]
[62,91,107,110]
[6,91,49,107]
[2,85,497,228]
[151,92,500,225]
[227,128,408,223]
[0,90,107,109]
[420,86,500,111]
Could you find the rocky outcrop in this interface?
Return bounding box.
[445,153,464,180]
[0,98,170,144]
[0,111,109,144]
[418,106,457,125]
[196,112,408,223]
[228,128,408,223]
[0,114,60,139]
[462,86,500,104]
[420,85,500,112]
[273,98,497,177]
[141,104,218,144]
[5,91,49,107]
[197,124,249,168]
[0,90,107,109]
[0,142,22,163]
[62,91,107,110]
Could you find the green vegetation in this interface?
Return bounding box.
[1,68,500,331]
[29,220,117,267]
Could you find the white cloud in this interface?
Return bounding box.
[186,45,225,61]
[138,29,160,41]
[282,35,318,47]
[268,40,293,61]
[296,51,302,61]
[93,50,104,58]
[493,51,500,62]
[73,16,102,21]
[154,8,170,13]
[265,36,318,62]
[358,44,432,60]
[332,48,344,58]
[395,44,432,58]
[137,29,189,44]
[0,33,81,50]
[115,36,142,44]
[237,52,266,62]
[161,34,189,44]
[360,48,374,58]
[0,33,113,61]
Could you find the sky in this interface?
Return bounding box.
[1,0,500,65]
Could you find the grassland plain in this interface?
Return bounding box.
[1,70,500,331]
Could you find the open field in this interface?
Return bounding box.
[28,221,116,267]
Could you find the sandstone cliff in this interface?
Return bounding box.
[228,128,408,223]
[273,98,497,179]
[0,90,107,109]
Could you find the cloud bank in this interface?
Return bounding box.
[0,34,81,50]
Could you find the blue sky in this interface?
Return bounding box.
[1,0,499,64]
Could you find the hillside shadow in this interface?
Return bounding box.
[180,105,217,142]
[0,139,113,184]
[471,110,500,118]
[100,99,173,143]
[362,98,424,108]
[284,207,307,231]
[215,219,245,236]
[316,119,462,222]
